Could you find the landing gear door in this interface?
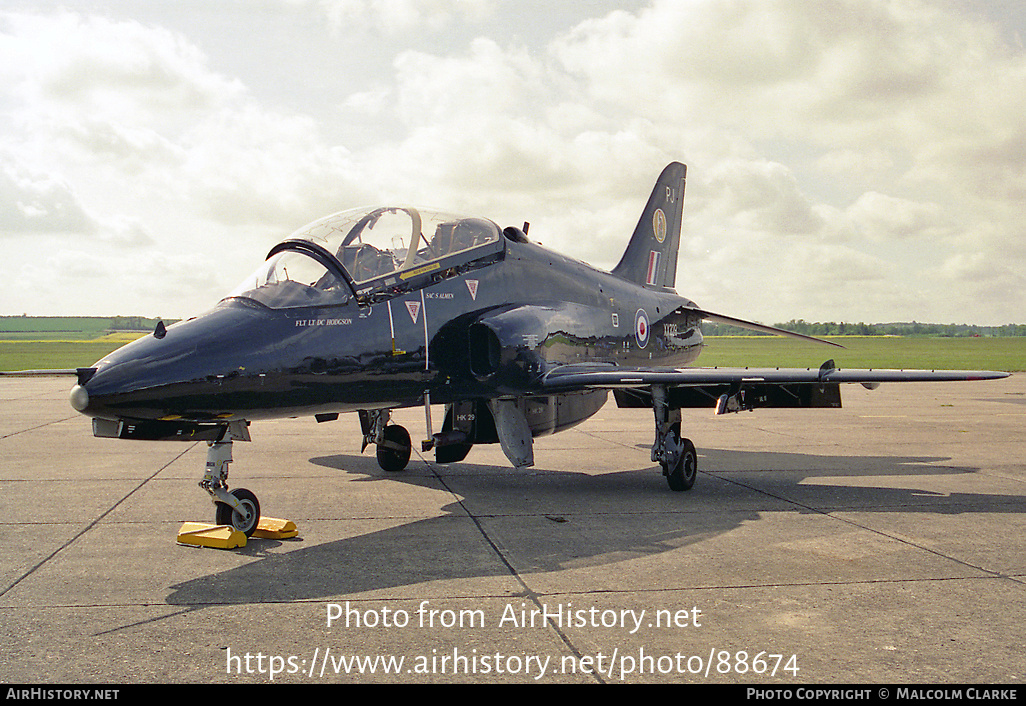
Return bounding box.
[435,400,480,464]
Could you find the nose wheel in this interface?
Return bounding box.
[215,488,261,536]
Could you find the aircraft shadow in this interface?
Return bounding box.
[163,447,1025,607]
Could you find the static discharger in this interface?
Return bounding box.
[176,517,298,549]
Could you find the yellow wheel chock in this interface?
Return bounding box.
[176,522,247,549]
[176,517,298,549]
[252,517,299,539]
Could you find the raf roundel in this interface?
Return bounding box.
[635,308,650,348]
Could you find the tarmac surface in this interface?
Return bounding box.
[1,375,1023,684]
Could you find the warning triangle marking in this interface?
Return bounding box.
[405,300,421,323]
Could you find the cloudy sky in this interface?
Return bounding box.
[1,0,1023,325]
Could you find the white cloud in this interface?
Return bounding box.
[845,192,950,242]
[0,1,1022,325]
[0,11,244,127]
[537,0,1025,323]
[292,0,492,34]
[550,0,1024,163]
[697,159,825,236]
[1,10,375,232]
[178,106,374,227]
[0,156,95,234]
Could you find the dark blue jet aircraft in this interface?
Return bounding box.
[66,163,1010,535]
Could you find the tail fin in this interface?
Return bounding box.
[611,162,686,289]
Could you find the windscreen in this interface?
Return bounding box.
[226,250,350,309]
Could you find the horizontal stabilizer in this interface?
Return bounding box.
[0,369,78,376]
[687,307,844,348]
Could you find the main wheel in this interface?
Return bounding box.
[662,424,697,492]
[376,424,412,472]
[215,488,261,536]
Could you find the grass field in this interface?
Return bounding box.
[0,316,114,341]
[0,333,1022,373]
[0,316,158,371]
[0,334,147,371]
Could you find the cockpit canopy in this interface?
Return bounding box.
[226,207,504,309]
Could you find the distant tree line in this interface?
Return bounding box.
[703,320,1026,337]
[108,316,180,331]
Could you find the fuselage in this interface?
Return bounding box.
[73,227,704,425]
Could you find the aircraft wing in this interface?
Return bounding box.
[541,361,1010,413]
[542,362,1010,389]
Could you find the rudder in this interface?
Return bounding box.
[611,162,686,289]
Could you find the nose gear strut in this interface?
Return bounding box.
[200,437,261,536]
[176,421,297,548]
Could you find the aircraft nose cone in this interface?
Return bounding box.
[69,384,90,412]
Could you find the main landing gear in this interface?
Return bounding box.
[651,385,697,492]
[360,409,413,472]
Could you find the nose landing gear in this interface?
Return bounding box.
[176,423,297,548]
[201,436,262,537]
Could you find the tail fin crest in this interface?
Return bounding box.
[611,162,686,289]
